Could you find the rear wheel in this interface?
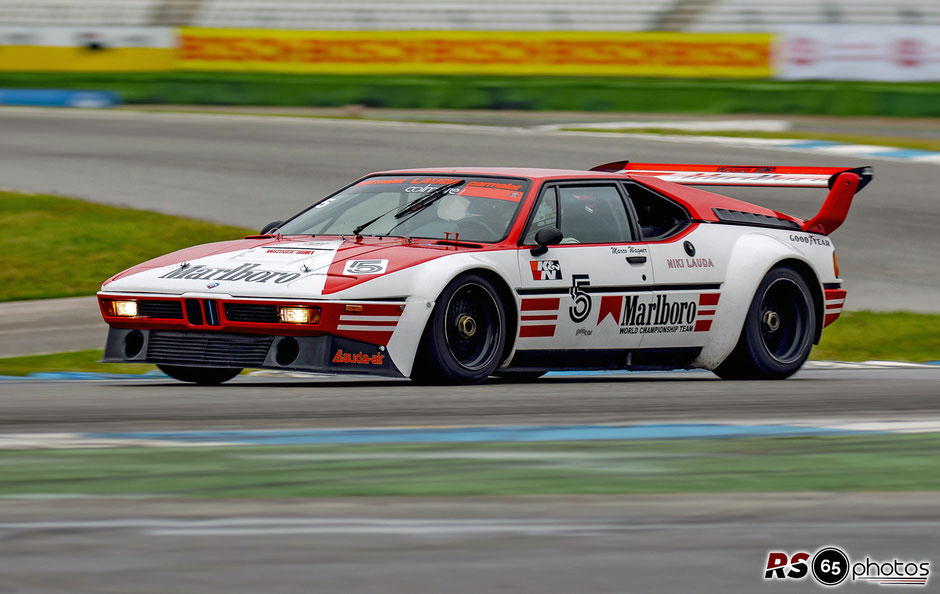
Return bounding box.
[411,274,507,385]
[714,266,816,380]
[157,365,242,385]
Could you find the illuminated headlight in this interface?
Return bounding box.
[279,306,320,324]
[108,300,138,317]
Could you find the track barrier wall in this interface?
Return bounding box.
[1,26,938,81]
[0,26,176,72]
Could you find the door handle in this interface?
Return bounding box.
[627,256,647,264]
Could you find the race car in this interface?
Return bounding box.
[98,161,871,385]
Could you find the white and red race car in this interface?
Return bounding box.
[98,161,870,384]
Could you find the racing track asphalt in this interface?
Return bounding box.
[0,368,938,593]
[2,493,938,594]
[1,368,937,433]
[0,107,937,315]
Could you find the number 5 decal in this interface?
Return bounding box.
[344,259,389,275]
[569,274,592,323]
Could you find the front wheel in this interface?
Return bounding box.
[411,274,507,385]
[157,364,242,385]
[714,266,816,380]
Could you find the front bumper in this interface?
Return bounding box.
[98,292,405,340]
[103,327,403,377]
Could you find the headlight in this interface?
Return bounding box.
[279,306,321,324]
[106,300,138,317]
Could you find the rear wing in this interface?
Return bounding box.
[591,161,873,235]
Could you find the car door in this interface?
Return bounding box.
[624,180,726,350]
[515,181,654,351]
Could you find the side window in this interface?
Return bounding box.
[557,185,633,244]
[522,187,558,244]
[627,183,691,240]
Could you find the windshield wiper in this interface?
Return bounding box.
[352,203,403,237]
[352,179,465,238]
[394,179,465,219]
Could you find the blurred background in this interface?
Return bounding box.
[0,0,939,113]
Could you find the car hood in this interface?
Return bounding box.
[101,236,482,298]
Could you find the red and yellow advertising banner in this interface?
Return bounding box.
[179,29,772,78]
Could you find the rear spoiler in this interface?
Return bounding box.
[591,161,873,235]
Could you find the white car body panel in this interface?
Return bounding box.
[99,163,863,381]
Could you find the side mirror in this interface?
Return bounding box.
[530,227,563,256]
[260,220,284,235]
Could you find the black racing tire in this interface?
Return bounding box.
[157,364,242,385]
[411,273,507,385]
[493,370,547,381]
[714,266,816,380]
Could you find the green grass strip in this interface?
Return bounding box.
[811,311,940,363]
[0,191,252,301]
[0,435,937,497]
[3,73,940,117]
[563,127,940,153]
[0,349,154,376]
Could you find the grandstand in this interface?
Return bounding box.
[0,0,938,30]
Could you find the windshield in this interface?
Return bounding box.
[277,175,531,243]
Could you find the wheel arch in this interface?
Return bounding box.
[696,232,820,369]
[383,254,518,378]
[409,266,517,384]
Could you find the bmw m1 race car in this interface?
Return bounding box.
[98,161,871,385]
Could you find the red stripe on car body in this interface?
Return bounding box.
[698,293,721,306]
[521,314,558,321]
[519,325,556,338]
[520,298,561,311]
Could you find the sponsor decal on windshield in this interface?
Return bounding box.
[467,180,522,191]
[409,177,461,185]
[355,177,524,197]
[405,184,461,193]
[357,178,407,186]
[458,186,522,201]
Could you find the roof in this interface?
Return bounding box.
[369,167,804,224]
[372,167,622,181]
